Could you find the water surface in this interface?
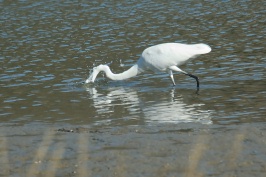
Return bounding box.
[1,0,265,126]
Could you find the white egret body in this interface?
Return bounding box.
[86,43,211,87]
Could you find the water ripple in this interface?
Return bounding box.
[1,0,265,125]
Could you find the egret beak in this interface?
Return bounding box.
[85,67,100,83]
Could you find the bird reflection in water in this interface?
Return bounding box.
[85,86,212,125]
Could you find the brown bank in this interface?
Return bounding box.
[0,123,265,177]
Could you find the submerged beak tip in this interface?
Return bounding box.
[85,77,95,84]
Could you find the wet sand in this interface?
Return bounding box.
[0,123,265,177]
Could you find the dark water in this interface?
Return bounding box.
[1,0,265,126]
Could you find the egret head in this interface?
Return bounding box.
[85,65,106,83]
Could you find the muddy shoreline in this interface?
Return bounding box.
[1,123,265,177]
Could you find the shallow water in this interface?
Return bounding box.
[1,0,265,126]
[1,0,266,176]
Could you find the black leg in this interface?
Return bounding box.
[185,73,199,88]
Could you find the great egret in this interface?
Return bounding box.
[85,43,211,87]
